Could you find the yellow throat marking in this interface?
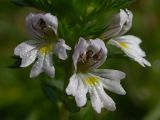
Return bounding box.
[39,44,52,55]
[118,41,128,48]
[85,76,99,86]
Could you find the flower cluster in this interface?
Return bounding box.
[14,9,151,113]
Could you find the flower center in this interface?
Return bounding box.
[85,76,99,86]
[34,18,57,42]
[77,49,103,72]
[39,44,52,55]
[37,18,47,30]
[118,41,128,48]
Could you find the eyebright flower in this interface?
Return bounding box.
[66,37,126,113]
[102,9,151,67]
[14,13,71,78]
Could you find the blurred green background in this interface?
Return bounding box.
[0,0,160,120]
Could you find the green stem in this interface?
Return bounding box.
[59,103,69,120]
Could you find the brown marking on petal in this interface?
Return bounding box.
[86,50,93,60]
[31,18,56,42]
[93,49,103,61]
[77,49,104,72]
[37,18,47,30]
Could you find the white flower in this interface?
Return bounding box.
[14,13,71,78]
[66,37,126,113]
[102,9,151,67]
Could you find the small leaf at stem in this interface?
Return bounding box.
[42,83,80,112]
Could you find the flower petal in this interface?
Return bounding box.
[89,87,103,113]
[14,40,39,57]
[72,38,107,71]
[44,13,58,35]
[26,13,44,40]
[43,54,55,78]
[72,37,89,70]
[91,69,126,95]
[30,54,44,78]
[102,9,133,39]
[54,39,71,60]
[91,69,126,81]
[88,38,107,69]
[96,84,116,111]
[66,74,79,96]
[20,49,38,67]
[101,79,126,95]
[75,74,88,107]
[114,35,142,45]
[109,35,151,67]
[118,9,133,35]
[26,13,58,39]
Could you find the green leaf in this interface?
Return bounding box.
[8,56,21,68]
[12,0,55,13]
[11,0,136,45]
[11,0,135,15]
[142,102,160,120]
[108,53,130,60]
[11,0,30,6]
[62,96,80,113]
[42,83,80,112]
[42,83,59,102]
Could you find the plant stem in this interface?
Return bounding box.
[59,103,69,120]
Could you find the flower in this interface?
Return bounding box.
[66,37,126,113]
[102,9,151,67]
[14,13,71,78]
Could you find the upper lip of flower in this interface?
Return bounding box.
[77,48,104,72]
[101,9,133,40]
[26,13,58,41]
[73,37,107,72]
